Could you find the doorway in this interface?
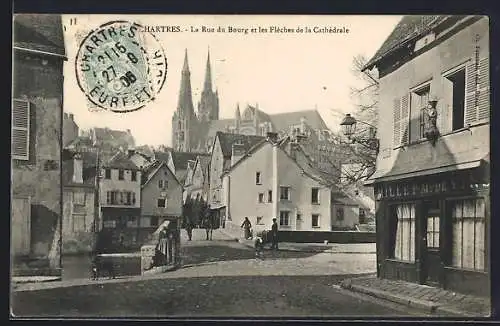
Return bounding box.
[422,200,442,286]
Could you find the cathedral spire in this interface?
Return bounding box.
[177,48,194,116]
[203,48,212,92]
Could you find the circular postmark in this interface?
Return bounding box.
[75,20,167,113]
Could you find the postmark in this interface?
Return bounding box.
[75,20,167,113]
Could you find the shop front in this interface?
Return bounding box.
[372,164,490,297]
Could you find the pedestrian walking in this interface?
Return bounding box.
[271,218,279,250]
[241,217,252,239]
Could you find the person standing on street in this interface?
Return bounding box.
[271,218,279,250]
[241,217,252,239]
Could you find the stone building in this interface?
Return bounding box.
[11,14,66,275]
[364,15,490,297]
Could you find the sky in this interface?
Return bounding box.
[62,15,402,147]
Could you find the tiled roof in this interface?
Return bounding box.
[216,132,266,158]
[103,151,139,170]
[171,151,209,171]
[93,127,135,148]
[141,160,181,188]
[66,136,94,149]
[134,145,154,157]
[269,110,329,132]
[13,14,65,56]
[62,149,98,186]
[363,15,449,71]
[197,155,211,171]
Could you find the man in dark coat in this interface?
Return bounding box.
[271,218,279,250]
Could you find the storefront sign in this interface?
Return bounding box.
[375,177,489,200]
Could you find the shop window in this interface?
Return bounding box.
[451,198,485,271]
[393,203,416,262]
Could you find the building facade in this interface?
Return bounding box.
[222,133,362,234]
[209,132,265,224]
[364,16,490,297]
[63,112,79,147]
[62,149,98,254]
[98,152,141,249]
[184,155,211,202]
[140,160,183,230]
[11,14,66,273]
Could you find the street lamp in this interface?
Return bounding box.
[340,114,380,153]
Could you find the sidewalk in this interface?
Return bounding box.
[340,275,491,317]
[218,229,376,254]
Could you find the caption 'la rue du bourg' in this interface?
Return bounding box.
[190,25,350,34]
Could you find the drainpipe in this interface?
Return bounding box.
[272,143,278,226]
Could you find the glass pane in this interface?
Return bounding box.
[475,198,485,218]
[462,219,475,269]
[427,217,434,232]
[463,200,476,217]
[452,221,462,268]
[401,219,409,261]
[395,217,402,260]
[409,218,415,262]
[475,219,485,271]
[452,201,462,218]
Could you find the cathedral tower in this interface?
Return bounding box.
[172,49,197,152]
[197,49,220,122]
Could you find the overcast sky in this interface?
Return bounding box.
[62,15,402,147]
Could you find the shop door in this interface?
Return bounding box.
[422,201,442,286]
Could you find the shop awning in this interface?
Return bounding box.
[364,142,489,185]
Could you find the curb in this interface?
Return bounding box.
[340,281,487,317]
[12,276,62,284]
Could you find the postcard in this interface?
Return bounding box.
[11,14,490,318]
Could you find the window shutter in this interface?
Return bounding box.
[393,98,401,147]
[11,99,30,160]
[400,94,410,144]
[465,60,479,125]
[477,57,490,121]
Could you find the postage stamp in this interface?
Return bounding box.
[75,20,167,113]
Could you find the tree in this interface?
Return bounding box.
[336,54,380,185]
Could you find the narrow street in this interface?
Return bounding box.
[12,230,414,317]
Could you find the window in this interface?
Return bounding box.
[157,198,166,208]
[126,192,132,205]
[159,180,164,189]
[256,216,264,225]
[451,198,485,271]
[268,190,272,203]
[73,191,86,205]
[255,172,261,185]
[359,208,366,224]
[132,192,136,205]
[393,203,416,262]
[258,193,264,203]
[118,169,124,180]
[105,169,111,179]
[427,216,440,249]
[279,211,290,226]
[336,208,344,221]
[411,84,430,141]
[312,214,320,228]
[131,171,137,181]
[11,99,30,160]
[280,186,290,200]
[445,67,466,131]
[297,213,302,221]
[311,188,320,204]
[106,191,111,204]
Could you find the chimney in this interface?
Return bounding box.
[128,148,136,156]
[266,132,278,143]
[69,113,74,120]
[231,142,246,166]
[126,129,131,134]
[72,152,84,183]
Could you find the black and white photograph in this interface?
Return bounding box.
[10,13,491,318]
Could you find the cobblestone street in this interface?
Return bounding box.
[11,229,397,317]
